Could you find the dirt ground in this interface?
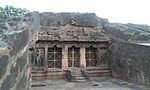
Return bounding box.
[31,77,149,90]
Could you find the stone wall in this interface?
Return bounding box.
[0,11,40,90]
[109,42,150,86]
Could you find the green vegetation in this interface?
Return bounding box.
[0,5,29,21]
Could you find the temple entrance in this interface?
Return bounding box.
[85,46,97,67]
[31,45,98,69]
[47,46,62,68]
[68,46,80,67]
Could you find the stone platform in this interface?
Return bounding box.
[31,77,149,90]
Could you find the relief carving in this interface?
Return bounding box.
[54,35,60,40]
[72,36,79,41]
[90,37,96,41]
[32,49,44,67]
[66,30,73,36]
[38,25,108,41]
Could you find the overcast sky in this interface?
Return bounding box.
[0,0,150,25]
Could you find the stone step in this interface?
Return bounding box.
[67,68,87,82]
[88,73,110,77]
[71,72,82,75]
[32,72,65,77]
[32,75,64,80]
[86,70,110,74]
[71,79,87,83]
[98,64,109,67]
[31,69,62,73]
[72,74,83,77]
[83,65,110,78]
[71,70,82,74]
[85,67,109,71]
[74,76,85,80]
[31,70,66,80]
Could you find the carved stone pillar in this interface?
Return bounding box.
[45,44,48,69]
[80,47,86,67]
[62,44,68,69]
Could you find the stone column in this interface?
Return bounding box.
[62,44,68,69]
[44,44,48,69]
[80,47,86,67]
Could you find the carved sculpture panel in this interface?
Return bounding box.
[31,48,45,67]
[38,25,109,42]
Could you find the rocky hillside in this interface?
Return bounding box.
[0,12,150,44]
[39,12,150,43]
[103,22,150,43]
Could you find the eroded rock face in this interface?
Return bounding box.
[104,23,150,43]
[38,12,110,44]
[39,12,102,27]
[109,42,150,86]
[39,12,150,43]
[0,55,9,79]
[0,11,40,90]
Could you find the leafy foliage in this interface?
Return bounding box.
[0,5,29,20]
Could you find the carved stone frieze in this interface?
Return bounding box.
[38,25,109,42]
